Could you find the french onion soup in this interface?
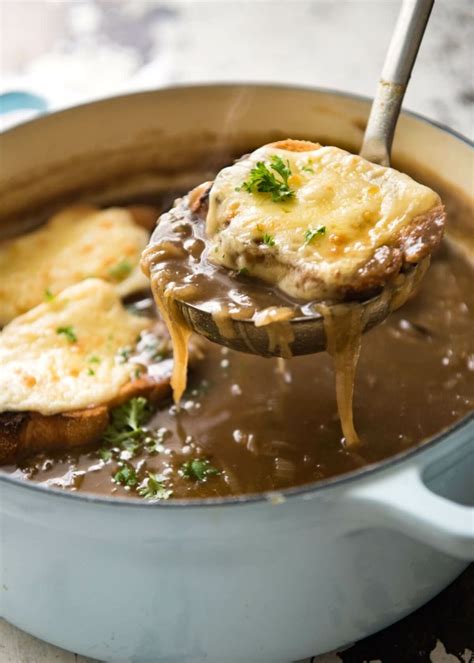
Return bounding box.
[141,140,445,445]
[1,145,473,501]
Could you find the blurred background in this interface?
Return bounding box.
[1,0,473,136]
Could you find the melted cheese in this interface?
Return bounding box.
[206,142,440,300]
[0,206,149,325]
[0,279,151,415]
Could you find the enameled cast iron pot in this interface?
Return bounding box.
[0,85,473,663]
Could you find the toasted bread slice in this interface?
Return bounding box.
[0,278,201,464]
[204,140,445,301]
[0,375,172,464]
[0,205,159,325]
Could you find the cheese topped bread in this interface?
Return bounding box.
[0,278,151,415]
[206,140,445,301]
[0,205,150,325]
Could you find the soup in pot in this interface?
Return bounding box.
[1,164,473,501]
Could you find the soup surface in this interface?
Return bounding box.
[3,175,474,500]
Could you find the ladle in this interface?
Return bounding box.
[159,0,435,357]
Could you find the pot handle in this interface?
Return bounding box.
[348,436,474,560]
[0,91,48,129]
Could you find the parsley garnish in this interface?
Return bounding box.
[304,225,326,245]
[238,155,295,202]
[138,472,173,500]
[108,397,149,437]
[87,367,95,376]
[238,267,249,276]
[113,464,138,487]
[88,355,101,364]
[181,458,220,482]
[109,259,133,282]
[263,233,276,247]
[301,159,314,174]
[117,346,131,363]
[56,326,77,343]
[44,288,55,302]
[99,448,113,462]
[100,397,150,451]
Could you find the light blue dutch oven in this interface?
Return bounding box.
[0,84,473,663]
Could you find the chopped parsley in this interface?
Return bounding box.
[44,288,55,302]
[113,464,138,487]
[301,159,314,174]
[304,225,326,245]
[87,367,96,376]
[237,155,295,202]
[117,346,132,363]
[138,472,173,500]
[181,458,220,482]
[262,233,276,247]
[99,448,113,462]
[56,326,77,343]
[109,259,133,282]
[238,267,249,276]
[101,397,151,452]
[108,397,149,437]
[88,355,101,364]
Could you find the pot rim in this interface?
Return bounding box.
[1,82,473,509]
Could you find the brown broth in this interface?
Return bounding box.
[3,174,474,500]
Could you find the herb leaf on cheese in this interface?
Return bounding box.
[301,159,315,174]
[117,346,132,363]
[304,226,326,245]
[109,259,133,282]
[56,326,77,343]
[108,397,150,437]
[238,155,295,202]
[263,233,276,247]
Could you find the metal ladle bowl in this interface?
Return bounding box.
[175,262,427,357]
[170,0,435,357]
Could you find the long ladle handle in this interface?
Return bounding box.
[359,0,434,166]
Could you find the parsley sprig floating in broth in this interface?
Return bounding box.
[238,155,295,202]
[99,397,151,460]
[105,397,150,443]
[181,458,220,482]
[102,398,174,500]
[113,463,138,487]
[138,472,173,500]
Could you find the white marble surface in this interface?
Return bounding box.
[0,1,473,662]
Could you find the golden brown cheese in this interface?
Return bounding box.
[0,279,151,415]
[206,142,441,300]
[0,206,149,325]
